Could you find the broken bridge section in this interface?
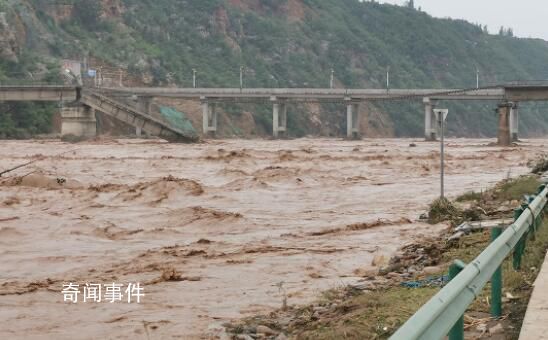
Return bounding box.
[80,90,198,143]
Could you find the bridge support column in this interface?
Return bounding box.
[280,103,287,136]
[510,103,519,142]
[497,102,513,146]
[60,103,97,138]
[424,97,437,141]
[272,99,287,138]
[345,98,360,139]
[137,96,153,115]
[201,98,217,137]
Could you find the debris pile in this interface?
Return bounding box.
[530,155,548,174]
[225,322,288,340]
[428,197,461,225]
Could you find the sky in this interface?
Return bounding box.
[375,0,548,41]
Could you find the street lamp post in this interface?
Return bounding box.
[434,108,449,199]
[330,69,334,89]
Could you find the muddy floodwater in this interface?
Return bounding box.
[0,138,545,339]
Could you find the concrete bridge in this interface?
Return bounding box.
[0,85,198,142]
[99,86,507,140]
[1,84,548,144]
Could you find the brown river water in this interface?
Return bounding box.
[0,138,545,339]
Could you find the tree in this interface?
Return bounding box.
[407,0,415,9]
[72,0,102,30]
[499,26,505,36]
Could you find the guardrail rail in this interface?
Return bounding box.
[390,184,548,340]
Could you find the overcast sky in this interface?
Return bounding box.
[375,0,548,41]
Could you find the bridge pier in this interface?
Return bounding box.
[497,102,513,146]
[134,96,153,136]
[345,98,360,139]
[201,98,217,136]
[137,96,153,115]
[60,103,97,138]
[272,98,287,138]
[510,102,519,142]
[424,97,438,141]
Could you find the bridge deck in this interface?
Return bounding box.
[0,85,77,101]
[4,84,548,102]
[519,250,548,339]
[81,91,198,143]
[98,87,505,101]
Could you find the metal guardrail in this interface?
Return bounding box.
[0,81,66,86]
[0,84,73,88]
[95,86,505,101]
[390,184,548,340]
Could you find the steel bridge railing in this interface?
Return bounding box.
[390,184,548,340]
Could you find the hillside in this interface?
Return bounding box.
[1,0,548,138]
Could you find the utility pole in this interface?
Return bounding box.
[476,67,480,89]
[386,66,390,90]
[330,69,334,89]
[434,109,449,199]
[240,66,244,90]
[192,69,197,88]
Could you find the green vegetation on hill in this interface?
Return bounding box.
[0,101,56,138]
[2,0,548,137]
[0,52,61,138]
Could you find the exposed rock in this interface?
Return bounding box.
[422,266,443,275]
[476,323,487,333]
[354,267,378,278]
[386,272,400,279]
[256,325,276,336]
[489,323,504,335]
[371,254,389,267]
[0,12,19,62]
[236,334,254,340]
[101,0,125,18]
[313,306,328,313]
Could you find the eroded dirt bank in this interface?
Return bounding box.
[0,138,545,339]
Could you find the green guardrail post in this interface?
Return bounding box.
[520,202,530,259]
[490,227,503,317]
[448,260,467,340]
[538,209,545,230]
[532,214,538,240]
[541,184,547,224]
[537,191,544,223]
[513,206,525,270]
[527,197,537,240]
